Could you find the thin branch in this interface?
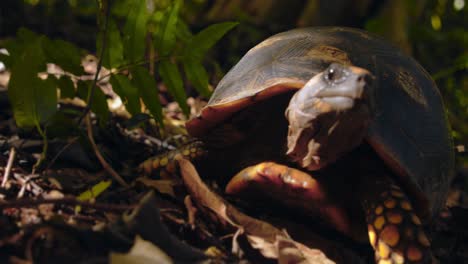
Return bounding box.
[75,0,128,187]
[95,55,181,82]
[86,114,129,187]
[77,0,111,125]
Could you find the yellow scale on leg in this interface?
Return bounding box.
[365,185,432,264]
[139,141,206,178]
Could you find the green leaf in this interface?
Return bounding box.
[76,80,109,126]
[57,76,75,99]
[123,0,149,63]
[110,74,141,115]
[97,19,124,69]
[77,180,112,201]
[159,60,189,115]
[185,22,238,60]
[183,58,211,98]
[0,40,16,68]
[44,39,84,75]
[76,180,112,211]
[155,0,181,56]
[1,28,40,68]
[180,22,237,99]
[175,20,193,43]
[8,36,57,129]
[17,28,39,43]
[131,66,163,123]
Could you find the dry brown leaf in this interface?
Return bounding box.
[184,195,197,229]
[135,177,177,197]
[277,236,335,264]
[178,159,336,263]
[178,158,236,228]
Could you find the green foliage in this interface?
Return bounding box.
[130,66,163,122]
[44,39,85,75]
[76,80,110,127]
[7,35,57,129]
[77,180,112,202]
[159,60,189,115]
[110,75,141,115]
[2,27,86,135]
[183,22,239,97]
[104,0,236,123]
[122,0,150,63]
[2,0,237,134]
[183,59,211,98]
[57,76,76,99]
[98,19,124,69]
[76,180,112,212]
[155,0,181,56]
[184,22,239,61]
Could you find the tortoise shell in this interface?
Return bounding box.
[186,27,454,217]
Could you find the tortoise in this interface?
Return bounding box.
[141,27,454,263]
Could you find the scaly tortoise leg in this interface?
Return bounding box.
[360,175,434,264]
[225,162,359,238]
[139,141,206,178]
[226,162,435,263]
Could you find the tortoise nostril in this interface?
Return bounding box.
[357,74,372,85]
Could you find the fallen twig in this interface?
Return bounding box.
[0,197,135,212]
[1,147,16,187]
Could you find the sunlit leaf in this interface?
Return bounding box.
[77,180,112,201]
[185,22,238,60]
[97,19,124,69]
[110,74,141,115]
[159,60,189,115]
[131,66,163,124]
[8,36,57,129]
[183,58,211,98]
[123,0,149,63]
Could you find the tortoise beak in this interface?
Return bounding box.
[285,64,373,170]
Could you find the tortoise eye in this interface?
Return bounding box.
[327,68,335,80]
[324,63,347,83]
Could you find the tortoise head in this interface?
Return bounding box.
[286,63,373,170]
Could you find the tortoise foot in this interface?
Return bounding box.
[364,183,433,264]
[225,162,353,236]
[139,141,206,178]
